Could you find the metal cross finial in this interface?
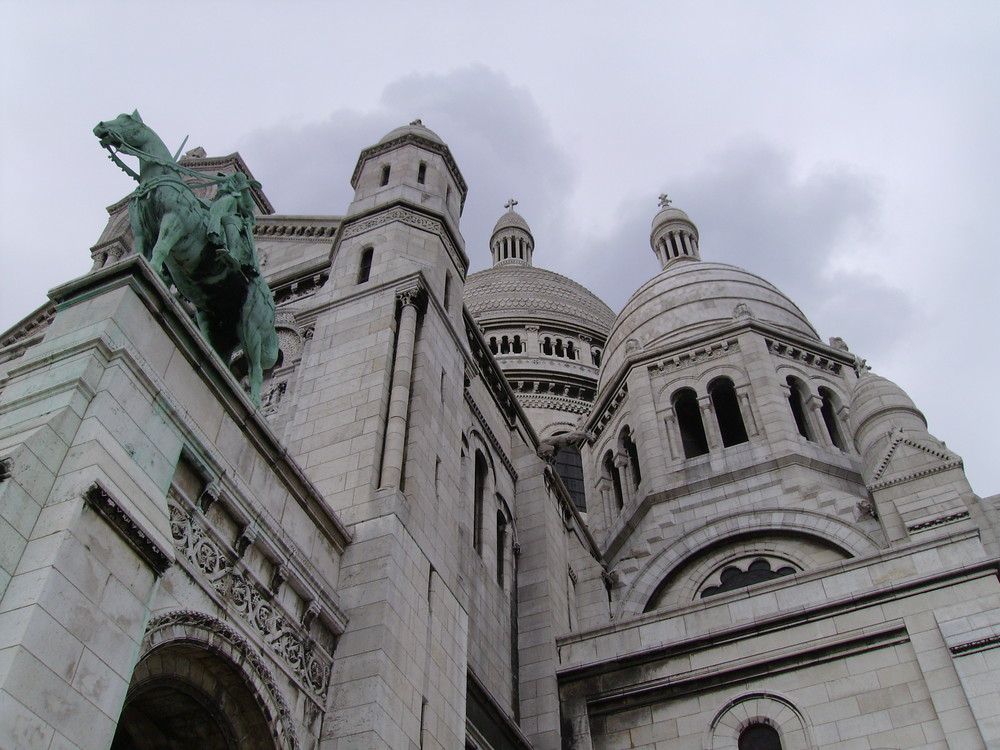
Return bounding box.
[505,198,519,211]
[658,194,672,208]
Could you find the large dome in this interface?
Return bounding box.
[598,260,819,390]
[465,264,615,333]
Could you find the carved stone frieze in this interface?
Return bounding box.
[168,503,332,698]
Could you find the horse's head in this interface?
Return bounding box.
[93,110,145,150]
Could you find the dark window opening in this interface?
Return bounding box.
[592,349,602,366]
[566,341,576,359]
[512,335,523,354]
[739,722,782,750]
[542,337,553,355]
[380,164,391,186]
[701,559,796,598]
[444,273,451,310]
[500,336,510,354]
[674,388,709,458]
[417,161,427,184]
[496,509,507,587]
[710,378,749,447]
[554,338,565,357]
[473,451,488,554]
[819,387,846,450]
[488,337,498,355]
[357,247,373,284]
[786,377,813,441]
[554,441,586,512]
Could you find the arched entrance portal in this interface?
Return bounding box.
[111,626,289,750]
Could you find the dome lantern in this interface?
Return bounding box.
[491,199,534,267]
[650,194,700,268]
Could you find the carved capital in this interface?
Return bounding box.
[395,283,424,308]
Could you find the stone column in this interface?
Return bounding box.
[699,395,723,450]
[380,285,422,489]
[806,393,833,447]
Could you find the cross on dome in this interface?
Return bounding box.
[505,198,519,211]
[658,194,672,208]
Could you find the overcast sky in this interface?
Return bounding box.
[2,2,998,493]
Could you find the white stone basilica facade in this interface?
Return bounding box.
[2,121,1000,750]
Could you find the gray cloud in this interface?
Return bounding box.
[241,66,575,271]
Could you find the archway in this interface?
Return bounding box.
[111,642,276,750]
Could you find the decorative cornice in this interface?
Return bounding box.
[766,338,843,374]
[83,483,172,575]
[869,430,962,489]
[592,384,629,440]
[168,502,333,698]
[254,221,338,239]
[650,338,739,376]
[950,634,1000,655]
[907,511,970,533]
[517,393,592,415]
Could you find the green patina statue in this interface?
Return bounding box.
[94,111,279,406]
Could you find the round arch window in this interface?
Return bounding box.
[738,722,782,750]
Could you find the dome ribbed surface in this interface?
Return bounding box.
[465,265,615,332]
[492,210,532,236]
[599,261,818,390]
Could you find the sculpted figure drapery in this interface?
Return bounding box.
[94,111,278,406]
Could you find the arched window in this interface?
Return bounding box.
[417,161,427,184]
[786,377,814,441]
[592,349,602,366]
[738,722,782,750]
[553,440,586,512]
[603,450,623,510]
[709,377,749,447]
[819,387,846,450]
[357,247,373,284]
[512,335,523,354]
[496,508,508,587]
[473,451,488,554]
[673,388,709,458]
[380,164,391,186]
[542,337,553,355]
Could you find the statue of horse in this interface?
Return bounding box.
[94,111,279,406]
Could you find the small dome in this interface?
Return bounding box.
[492,210,532,237]
[651,205,693,231]
[378,119,444,146]
[598,261,819,391]
[466,264,615,333]
[849,370,926,451]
